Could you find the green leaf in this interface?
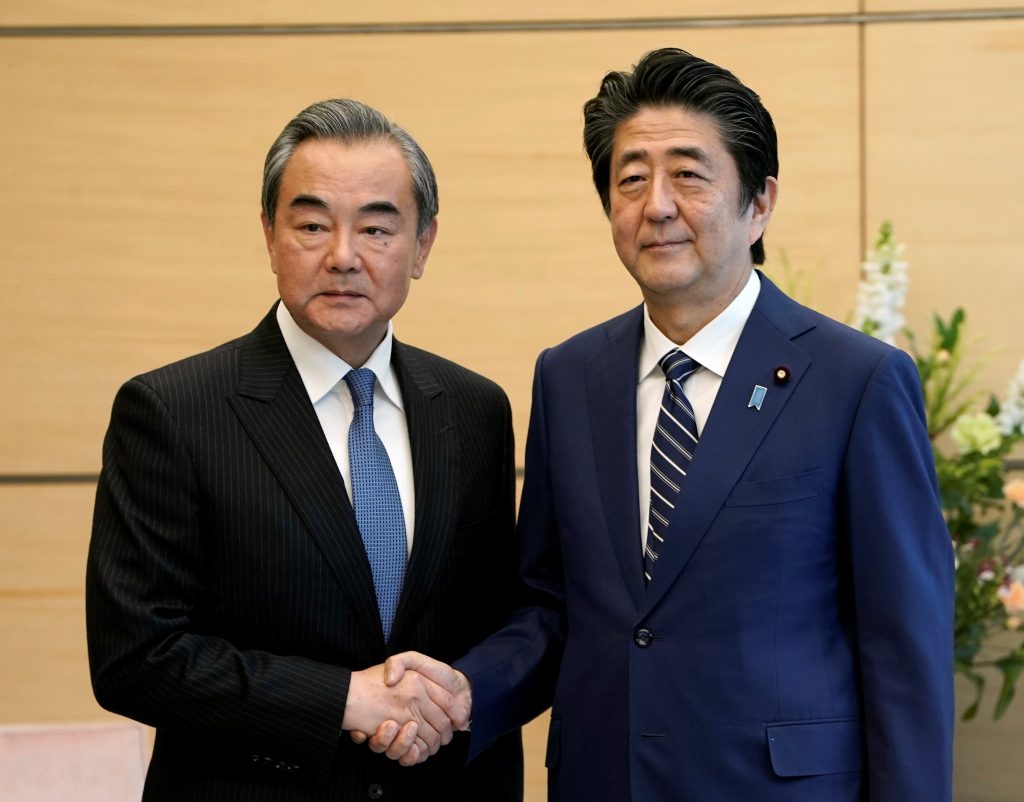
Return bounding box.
[935,308,965,352]
[875,220,893,250]
[993,653,1024,720]
[957,664,986,721]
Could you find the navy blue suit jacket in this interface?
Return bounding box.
[460,274,954,801]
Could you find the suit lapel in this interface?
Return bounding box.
[640,277,815,616]
[387,341,458,647]
[585,307,646,611]
[227,308,386,651]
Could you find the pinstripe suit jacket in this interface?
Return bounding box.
[86,305,522,802]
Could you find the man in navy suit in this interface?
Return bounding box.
[382,48,954,800]
[87,99,522,801]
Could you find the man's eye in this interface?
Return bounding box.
[365,227,389,236]
[620,175,644,186]
[301,223,324,233]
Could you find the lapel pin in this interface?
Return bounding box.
[773,365,791,385]
[748,385,767,411]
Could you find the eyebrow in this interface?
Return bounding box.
[289,194,330,211]
[358,200,401,217]
[617,146,713,169]
[286,195,401,218]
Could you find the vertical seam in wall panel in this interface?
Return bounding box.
[858,3,868,260]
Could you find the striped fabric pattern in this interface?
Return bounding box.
[644,349,700,585]
[85,306,524,802]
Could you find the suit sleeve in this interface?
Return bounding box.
[86,377,348,783]
[455,349,566,759]
[842,349,955,801]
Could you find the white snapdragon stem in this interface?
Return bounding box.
[996,359,1024,437]
[853,222,908,345]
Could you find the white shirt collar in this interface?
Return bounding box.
[275,302,404,410]
[639,270,761,382]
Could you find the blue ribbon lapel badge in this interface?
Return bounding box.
[748,384,767,411]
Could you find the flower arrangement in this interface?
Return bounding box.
[855,222,1024,719]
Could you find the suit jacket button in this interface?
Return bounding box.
[367,782,385,799]
[634,628,652,647]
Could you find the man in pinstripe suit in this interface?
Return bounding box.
[86,99,521,801]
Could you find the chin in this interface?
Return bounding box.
[634,266,702,292]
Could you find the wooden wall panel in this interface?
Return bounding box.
[954,675,1024,801]
[866,1,1024,11]
[864,19,1024,397]
[0,485,97,722]
[1,485,95,593]
[523,713,549,802]
[0,1,858,27]
[2,11,1023,795]
[0,27,861,474]
[0,596,108,722]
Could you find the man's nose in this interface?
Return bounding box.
[644,174,678,221]
[327,230,359,271]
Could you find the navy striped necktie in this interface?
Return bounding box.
[345,368,406,642]
[645,349,701,585]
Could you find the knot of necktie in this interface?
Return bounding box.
[345,368,376,409]
[659,349,700,386]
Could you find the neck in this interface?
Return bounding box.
[306,324,388,369]
[645,269,752,344]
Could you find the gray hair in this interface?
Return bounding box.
[261,98,439,237]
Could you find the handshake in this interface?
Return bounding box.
[343,651,472,767]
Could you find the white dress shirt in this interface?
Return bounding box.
[276,303,415,553]
[636,270,761,553]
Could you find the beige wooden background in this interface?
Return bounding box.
[1,2,1022,800]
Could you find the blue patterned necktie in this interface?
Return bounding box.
[645,349,701,585]
[344,368,406,642]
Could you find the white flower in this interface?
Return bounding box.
[996,359,1024,437]
[853,223,908,345]
[950,412,1003,455]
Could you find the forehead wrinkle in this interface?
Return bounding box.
[617,148,648,169]
[667,145,713,167]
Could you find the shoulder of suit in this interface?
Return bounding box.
[130,334,245,387]
[757,287,910,382]
[544,305,642,357]
[393,341,509,401]
[782,302,899,359]
[123,310,280,400]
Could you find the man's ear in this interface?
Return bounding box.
[412,217,439,280]
[748,176,778,246]
[261,211,277,272]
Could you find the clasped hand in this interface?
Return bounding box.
[343,651,471,766]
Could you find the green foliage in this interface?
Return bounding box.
[906,308,1024,719]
